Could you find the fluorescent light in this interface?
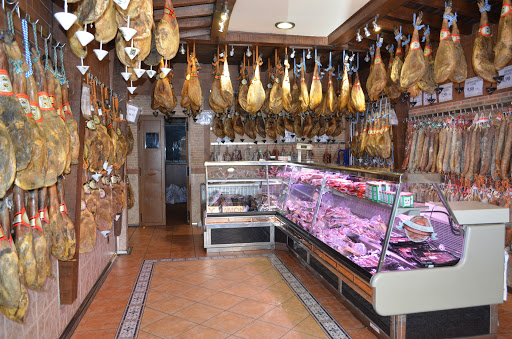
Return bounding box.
[275,21,295,30]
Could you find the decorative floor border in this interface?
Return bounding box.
[115,253,351,339]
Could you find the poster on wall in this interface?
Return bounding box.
[126,102,141,123]
[410,90,422,106]
[497,65,512,90]
[438,83,453,102]
[423,92,437,105]
[464,77,484,98]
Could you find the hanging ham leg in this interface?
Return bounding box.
[155,0,180,60]
[449,18,468,84]
[495,0,512,70]
[299,59,309,113]
[401,13,427,89]
[473,0,499,83]
[61,83,79,165]
[0,199,22,308]
[309,58,322,110]
[56,178,76,260]
[27,190,49,290]
[247,52,265,113]
[434,3,457,84]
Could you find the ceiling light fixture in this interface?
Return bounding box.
[230,45,235,57]
[219,21,225,32]
[364,24,371,37]
[356,29,363,42]
[306,49,311,60]
[246,46,252,57]
[180,43,185,55]
[275,21,295,30]
[220,3,230,22]
[372,15,381,32]
[364,52,370,62]
[290,48,295,59]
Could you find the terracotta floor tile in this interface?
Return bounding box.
[203,311,254,334]
[499,312,512,334]
[200,277,237,291]
[140,307,168,329]
[216,269,252,282]
[200,291,245,310]
[280,329,321,339]
[71,328,118,339]
[293,317,328,338]
[175,272,215,285]
[176,325,229,339]
[235,319,289,339]
[258,306,309,329]
[330,311,365,330]
[86,296,127,315]
[178,286,218,302]
[250,288,295,306]
[280,297,308,314]
[223,282,266,298]
[146,290,169,305]
[173,303,223,324]
[77,310,124,331]
[346,327,378,339]
[243,274,282,289]
[152,279,193,295]
[229,299,276,318]
[150,295,195,315]
[143,315,196,339]
[137,330,163,339]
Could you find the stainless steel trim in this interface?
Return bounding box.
[377,183,403,273]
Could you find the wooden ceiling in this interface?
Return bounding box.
[151,0,503,71]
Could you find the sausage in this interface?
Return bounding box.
[407,129,418,172]
[454,129,463,175]
[501,120,512,178]
[466,127,479,180]
[462,128,472,177]
[414,128,425,171]
[495,118,507,171]
[420,129,431,171]
[442,127,452,172]
[402,124,414,169]
[491,121,501,180]
[425,129,435,172]
[449,128,457,172]
[430,129,439,172]
[436,128,446,173]
[480,125,495,176]
[473,128,482,175]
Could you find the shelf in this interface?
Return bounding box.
[208,178,281,183]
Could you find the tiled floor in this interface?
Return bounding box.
[71,208,512,339]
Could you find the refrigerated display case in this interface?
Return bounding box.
[203,161,508,338]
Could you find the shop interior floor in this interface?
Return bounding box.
[70,222,512,339]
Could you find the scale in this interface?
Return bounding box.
[296,143,314,163]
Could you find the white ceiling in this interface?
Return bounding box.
[228,0,370,37]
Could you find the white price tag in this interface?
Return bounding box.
[318,134,329,142]
[126,103,140,123]
[223,136,232,143]
[498,65,512,90]
[438,83,453,102]
[81,84,91,118]
[464,77,484,98]
[115,214,121,221]
[98,108,102,116]
[410,90,422,106]
[423,92,437,105]
[120,114,124,120]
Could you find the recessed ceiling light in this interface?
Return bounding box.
[275,21,295,30]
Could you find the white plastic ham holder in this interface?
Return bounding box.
[127,81,136,94]
[133,62,145,78]
[121,65,131,81]
[93,41,108,61]
[160,59,171,77]
[119,16,137,42]
[76,57,89,75]
[124,38,139,60]
[113,0,131,11]
[75,24,94,47]
[146,66,156,78]
[54,0,77,31]
[397,215,437,242]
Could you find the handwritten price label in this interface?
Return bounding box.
[423,92,437,105]
[498,65,512,90]
[438,83,453,102]
[464,77,483,98]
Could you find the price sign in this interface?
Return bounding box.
[222,206,246,213]
[410,90,422,106]
[126,102,140,123]
[438,83,453,102]
[423,92,437,105]
[318,134,329,142]
[498,65,512,90]
[464,77,483,98]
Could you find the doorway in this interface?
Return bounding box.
[165,118,188,225]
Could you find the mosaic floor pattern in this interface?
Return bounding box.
[115,254,352,339]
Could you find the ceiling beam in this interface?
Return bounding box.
[385,7,473,35]
[376,18,440,43]
[223,32,329,47]
[327,0,410,47]
[154,0,215,10]
[210,0,237,43]
[410,0,479,21]
[155,3,215,19]
[180,28,212,39]
[177,16,213,30]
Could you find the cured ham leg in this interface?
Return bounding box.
[309,57,322,110]
[434,3,457,84]
[247,51,265,113]
[0,199,22,308]
[298,58,309,113]
[419,28,437,94]
[449,18,468,83]
[155,0,180,60]
[27,190,50,290]
[368,38,387,100]
[56,178,76,260]
[401,13,427,89]
[495,0,512,70]
[473,0,499,82]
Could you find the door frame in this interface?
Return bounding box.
[138,114,166,226]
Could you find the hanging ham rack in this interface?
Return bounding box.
[406,101,512,121]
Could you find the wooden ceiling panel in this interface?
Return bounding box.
[177,17,213,30]
[154,0,215,10]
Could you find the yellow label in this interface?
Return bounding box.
[38,93,52,109]
[0,71,13,94]
[17,95,31,114]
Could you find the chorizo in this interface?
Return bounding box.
[414,128,425,171]
[480,125,495,176]
[466,127,479,180]
[436,128,446,173]
[425,129,435,172]
[449,128,457,172]
[430,129,439,173]
[501,120,512,178]
[420,129,431,171]
[442,127,452,172]
[407,129,418,172]
[462,128,472,177]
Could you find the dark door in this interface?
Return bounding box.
[139,116,166,226]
